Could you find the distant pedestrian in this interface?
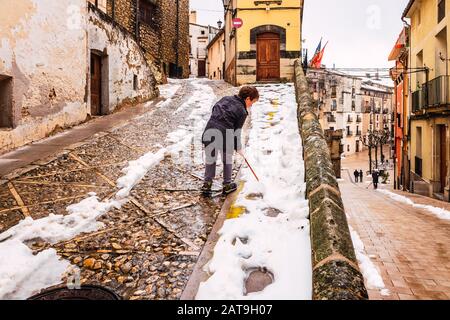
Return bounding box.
[353,169,359,183]
[359,170,363,183]
[372,170,380,189]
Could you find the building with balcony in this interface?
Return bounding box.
[307,68,364,156]
[403,0,450,201]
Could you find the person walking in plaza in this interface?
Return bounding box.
[359,169,364,183]
[372,169,380,189]
[201,86,260,196]
[353,169,359,183]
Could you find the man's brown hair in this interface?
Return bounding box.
[238,86,259,101]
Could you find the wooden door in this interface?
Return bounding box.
[440,126,447,192]
[257,33,280,81]
[90,54,102,116]
[198,60,206,77]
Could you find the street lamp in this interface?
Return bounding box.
[217,20,223,29]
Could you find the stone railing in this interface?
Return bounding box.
[294,60,368,300]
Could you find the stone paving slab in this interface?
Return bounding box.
[340,151,450,300]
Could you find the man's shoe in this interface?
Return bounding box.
[201,181,213,196]
[222,182,238,195]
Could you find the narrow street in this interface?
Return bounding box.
[0,79,240,300]
[340,151,450,300]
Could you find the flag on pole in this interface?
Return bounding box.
[309,38,322,68]
[310,40,328,69]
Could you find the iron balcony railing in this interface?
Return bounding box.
[355,130,362,136]
[412,75,450,112]
[356,116,362,123]
[347,130,353,136]
[327,116,336,123]
[347,116,353,122]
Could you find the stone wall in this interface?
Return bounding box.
[294,60,368,300]
[88,4,158,113]
[160,0,190,79]
[106,0,190,81]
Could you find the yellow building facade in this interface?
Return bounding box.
[223,0,304,85]
[404,0,450,201]
[207,30,225,80]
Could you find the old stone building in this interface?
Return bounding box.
[106,0,190,82]
[307,69,394,157]
[0,0,159,154]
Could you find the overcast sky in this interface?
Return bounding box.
[189,0,410,69]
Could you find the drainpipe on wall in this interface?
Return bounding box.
[112,0,115,21]
[176,0,180,78]
[402,16,411,192]
[135,0,140,43]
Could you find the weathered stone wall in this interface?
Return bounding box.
[160,0,190,78]
[88,4,158,113]
[0,0,88,154]
[106,0,190,81]
[294,60,368,300]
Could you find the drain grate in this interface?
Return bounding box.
[27,285,121,300]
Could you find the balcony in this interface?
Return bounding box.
[383,108,389,114]
[347,116,353,122]
[356,116,362,123]
[412,76,450,113]
[355,130,362,136]
[346,130,353,136]
[327,116,336,123]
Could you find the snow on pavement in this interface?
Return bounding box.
[0,79,211,299]
[348,226,390,296]
[378,189,450,221]
[196,84,312,300]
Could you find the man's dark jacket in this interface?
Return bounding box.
[202,95,248,152]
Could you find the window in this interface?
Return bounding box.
[438,0,446,23]
[139,0,157,27]
[133,74,138,91]
[0,75,14,128]
[201,30,205,35]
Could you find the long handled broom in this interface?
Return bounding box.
[240,154,260,182]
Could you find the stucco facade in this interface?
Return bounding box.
[223,0,304,85]
[207,30,225,80]
[0,0,158,154]
[404,0,450,201]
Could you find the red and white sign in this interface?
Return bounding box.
[232,18,243,28]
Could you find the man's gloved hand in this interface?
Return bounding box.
[236,149,245,157]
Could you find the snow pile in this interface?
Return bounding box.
[0,239,70,300]
[0,146,167,299]
[349,226,390,296]
[0,195,123,245]
[196,84,312,300]
[378,189,450,220]
[156,79,181,108]
[117,148,167,198]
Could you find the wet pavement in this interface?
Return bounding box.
[0,79,240,300]
[340,150,450,300]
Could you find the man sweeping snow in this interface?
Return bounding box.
[201,86,259,196]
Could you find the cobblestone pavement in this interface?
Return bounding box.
[340,150,450,300]
[0,79,239,300]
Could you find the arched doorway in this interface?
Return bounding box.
[256,32,280,81]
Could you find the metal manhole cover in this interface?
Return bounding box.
[27,285,121,300]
